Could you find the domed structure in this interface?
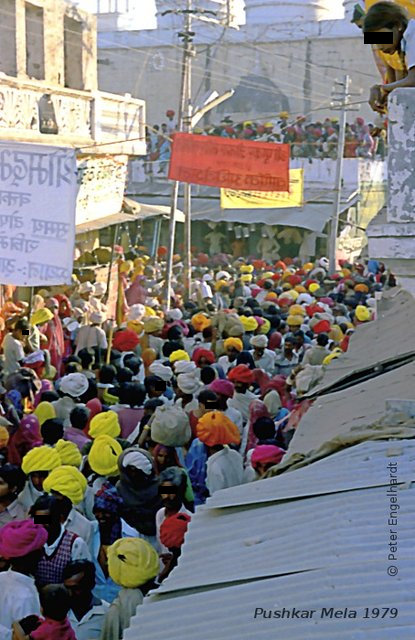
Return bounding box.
[245,0,344,25]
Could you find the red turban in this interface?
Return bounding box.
[0,519,48,558]
[112,329,140,352]
[196,411,241,447]
[209,379,234,398]
[160,513,191,549]
[157,246,168,257]
[192,348,215,366]
[287,275,302,287]
[313,320,331,334]
[305,304,324,317]
[228,364,254,385]
[251,445,285,469]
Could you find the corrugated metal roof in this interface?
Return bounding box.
[288,360,415,456]
[307,288,415,397]
[204,440,415,509]
[124,441,415,639]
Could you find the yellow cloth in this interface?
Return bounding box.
[239,265,254,274]
[89,411,121,439]
[107,538,159,588]
[309,283,320,294]
[127,320,144,335]
[191,313,211,332]
[259,318,271,335]
[329,325,344,343]
[290,304,306,316]
[323,348,343,366]
[240,274,252,283]
[169,349,190,364]
[30,308,53,326]
[240,316,258,332]
[223,337,243,352]
[88,435,122,476]
[43,465,87,505]
[0,426,9,448]
[55,440,82,467]
[22,445,61,475]
[355,305,371,322]
[34,402,56,427]
[102,389,119,406]
[142,316,163,333]
[287,315,303,327]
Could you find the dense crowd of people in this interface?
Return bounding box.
[0,247,393,639]
[144,110,388,177]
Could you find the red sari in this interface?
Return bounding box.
[44,313,64,375]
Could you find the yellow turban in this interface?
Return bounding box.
[290,304,305,316]
[303,262,314,272]
[89,411,121,439]
[169,350,190,364]
[88,435,122,476]
[322,348,343,366]
[127,320,144,335]
[287,315,303,327]
[34,402,56,427]
[286,289,299,300]
[309,283,320,294]
[119,260,133,274]
[144,306,156,317]
[143,316,164,333]
[355,305,371,322]
[258,318,271,335]
[107,538,159,588]
[191,313,211,332]
[43,465,87,505]
[240,316,258,332]
[240,274,253,283]
[22,445,61,475]
[329,325,344,343]
[215,279,228,291]
[55,440,82,467]
[30,308,53,326]
[224,337,243,352]
[0,427,9,448]
[262,272,274,280]
[239,265,254,274]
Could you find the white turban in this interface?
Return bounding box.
[90,312,104,325]
[128,304,146,322]
[166,309,183,322]
[250,334,268,348]
[60,373,89,398]
[149,362,173,382]
[79,281,95,294]
[122,451,153,475]
[174,361,197,375]
[177,373,201,395]
[94,282,107,296]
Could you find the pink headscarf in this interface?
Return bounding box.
[7,415,42,466]
[251,444,285,469]
[209,379,234,398]
[0,519,48,558]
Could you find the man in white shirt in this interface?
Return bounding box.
[1,320,28,377]
[249,334,276,375]
[206,446,245,495]
[64,560,110,640]
[0,518,48,640]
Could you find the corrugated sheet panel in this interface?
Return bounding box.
[124,441,415,640]
[205,440,415,509]
[288,361,415,456]
[307,288,415,397]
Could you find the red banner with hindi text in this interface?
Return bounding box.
[168,133,290,191]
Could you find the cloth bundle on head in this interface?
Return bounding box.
[90,312,104,325]
[169,349,190,364]
[122,450,153,475]
[223,337,243,352]
[250,334,268,349]
[197,410,240,447]
[89,411,121,439]
[228,364,254,385]
[22,445,61,475]
[177,373,201,396]
[30,308,53,327]
[240,316,258,332]
[79,281,94,294]
[160,513,191,549]
[43,465,87,504]
[143,316,164,334]
[263,390,282,416]
[209,379,234,398]
[148,362,173,382]
[165,309,183,322]
[191,313,211,332]
[251,444,285,469]
[192,348,215,365]
[113,329,140,352]
[60,373,89,398]
[107,537,159,588]
[0,519,48,558]
[55,439,82,467]
[355,305,371,322]
[174,360,197,375]
[88,434,122,476]
[151,404,191,447]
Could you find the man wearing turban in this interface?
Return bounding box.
[227,365,257,422]
[249,334,276,375]
[218,337,243,374]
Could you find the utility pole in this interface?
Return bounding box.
[328,75,350,274]
[182,0,194,301]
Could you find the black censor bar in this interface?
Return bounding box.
[364,32,394,44]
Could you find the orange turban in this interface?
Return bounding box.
[196,411,241,446]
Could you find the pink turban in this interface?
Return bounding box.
[209,379,235,398]
[0,519,48,558]
[34,380,53,408]
[251,445,285,469]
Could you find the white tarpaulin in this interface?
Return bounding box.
[0,142,77,286]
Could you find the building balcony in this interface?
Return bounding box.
[0,74,146,155]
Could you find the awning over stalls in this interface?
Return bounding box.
[132,191,359,233]
[76,211,139,234]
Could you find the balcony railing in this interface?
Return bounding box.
[0,75,146,155]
